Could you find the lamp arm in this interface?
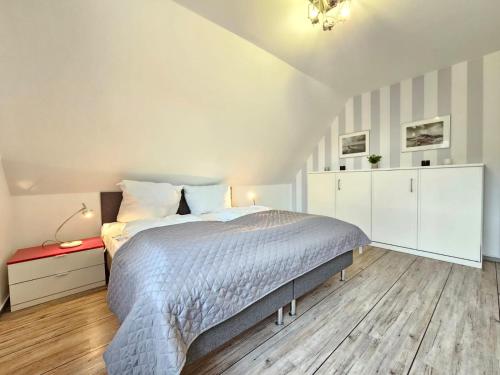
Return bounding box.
[54,207,85,243]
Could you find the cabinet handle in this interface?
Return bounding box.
[54,254,66,258]
[410,178,414,193]
[55,272,69,277]
[338,179,341,191]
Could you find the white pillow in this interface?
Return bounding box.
[184,184,231,215]
[117,180,182,223]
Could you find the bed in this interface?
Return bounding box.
[100,191,369,374]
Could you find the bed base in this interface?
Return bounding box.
[184,249,353,365]
[276,307,284,325]
[288,265,347,317]
[186,282,293,362]
[291,250,352,302]
[104,249,352,364]
[289,299,297,317]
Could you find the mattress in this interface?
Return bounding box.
[103,234,126,258]
[101,206,270,258]
[101,222,127,258]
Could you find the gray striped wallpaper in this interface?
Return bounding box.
[291,50,500,258]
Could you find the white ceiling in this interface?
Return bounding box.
[0,0,339,195]
[175,0,500,97]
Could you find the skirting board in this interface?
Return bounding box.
[371,242,482,269]
[484,255,500,263]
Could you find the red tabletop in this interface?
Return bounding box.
[7,237,104,265]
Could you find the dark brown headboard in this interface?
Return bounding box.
[100,190,191,224]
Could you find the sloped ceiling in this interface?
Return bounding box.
[2,0,500,195]
[0,0,341,195]
[175,0,500,97]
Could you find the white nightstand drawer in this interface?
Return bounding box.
[8,248,104,285]
[9,264,105,307]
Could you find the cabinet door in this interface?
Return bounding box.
[335,172,371,237]
[419,167,483,261]
[307,173,335,217]
[372,170,418,248]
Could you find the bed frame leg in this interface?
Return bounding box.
[276,307,284,325]
[289,299,297,317]
[359,246,363,255]
[340,269,346,281]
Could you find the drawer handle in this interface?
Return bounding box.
[54,254,67,258]
[55,272,69,277]
[410,178,414,193]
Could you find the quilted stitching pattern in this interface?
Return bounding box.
[104,210,370,374]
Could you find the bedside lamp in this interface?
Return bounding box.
[247,191,256,206]
[43,203,94,248]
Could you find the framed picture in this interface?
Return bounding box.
[339,130,370,158]
[401,115,451,152]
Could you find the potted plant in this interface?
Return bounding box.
[367,154,382,169]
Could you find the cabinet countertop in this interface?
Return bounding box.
[7,237,104,265]
[308,163,484,174]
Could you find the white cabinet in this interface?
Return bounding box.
[9,265,104,307]
[7,248,104,284]
[7,240,105,311]
[307,173,336,217]
[307,164,483,268]
[335,172,371,237]
[372,170,418,248]
[419,166,483,262]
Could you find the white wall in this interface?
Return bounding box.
[10,184,291,250]
[232,184,291,210]
[295,49,500,259]
[483,51,500,260]
[0,157,13,308]
[11,193,102,250]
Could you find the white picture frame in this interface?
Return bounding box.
[339,130,370,158]
[401,115,451,152]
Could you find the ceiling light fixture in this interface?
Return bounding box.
[308,0,352,31]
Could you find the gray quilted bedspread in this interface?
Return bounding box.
[104,210,370,374]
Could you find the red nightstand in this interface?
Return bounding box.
[7,237,105,311]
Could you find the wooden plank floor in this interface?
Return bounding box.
[0,247,499,375]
